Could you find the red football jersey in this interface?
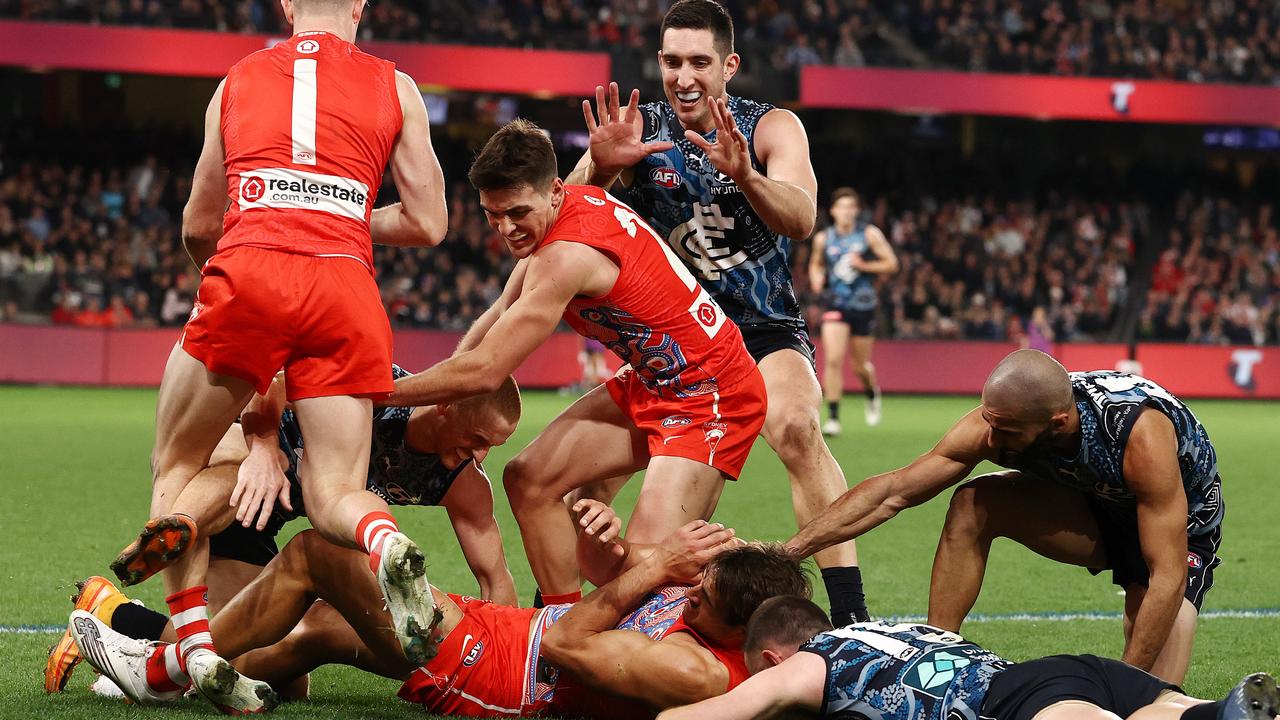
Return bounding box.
[218,31,401,269]
[545,187,757,398]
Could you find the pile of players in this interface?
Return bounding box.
[43,1,1278,718]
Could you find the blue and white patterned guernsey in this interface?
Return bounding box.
[274,364,473,520]
[1000,371,1223,537]
[617,96,804,332]
[801,622,1011,720]
[824,221,879,312]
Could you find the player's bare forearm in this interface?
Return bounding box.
[565,161,623,189]
[542,553,670,668]
[387,353,503,407]
[181,234,220,269]
[785,473,901,557]
[1122,573,1185,671]
[739,169,816,239]
[370,202,447,248]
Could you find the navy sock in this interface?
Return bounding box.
[823,566,868,626]
[532,588,544,609]
[111,601,169,641]
[864,385,877,400]
[828,401,840,420]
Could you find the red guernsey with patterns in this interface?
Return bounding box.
[219,31,401,270]
[548,187,758,400]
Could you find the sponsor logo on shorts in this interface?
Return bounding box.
[703,421,727,453]
[651,167,681,189]
[1187,552,1203,569]
[297,39,319,54]
[662,416,692,428]
[238,167,370,222]
[463,638,484,667]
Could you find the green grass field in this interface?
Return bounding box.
[1,386,1277,717]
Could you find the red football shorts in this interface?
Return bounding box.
[180,246,393,401]
[397,595,542,717]
[605,367,767,480]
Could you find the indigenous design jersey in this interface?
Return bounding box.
[617,97,804,331]
[275,365,470,520]
[1000,371,1223,537]
[529,585,749,719]
[824,222,878,311]
[549,186,757,398]
[219,31,402,269]
[801,622,1011,720]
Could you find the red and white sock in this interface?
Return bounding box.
[144,642,189,694]
[357,511,399,574]
[166,585,215,668]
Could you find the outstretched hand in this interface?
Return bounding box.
[583,82,675,177]
[656,520,738,584]
[230,446,292,531]
[683,97,753,184]
[572,498,627,558]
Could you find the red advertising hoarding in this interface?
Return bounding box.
[802,66,1280,127]
[1135,344,1280,399]
[3,325,1276,399]
[0,21,608,97]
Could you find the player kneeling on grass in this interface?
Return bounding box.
[787,349,1224,684]
[658,595,1279,720]
[386,118,770,610]
[70,514,811,717]
[47,367,520,701]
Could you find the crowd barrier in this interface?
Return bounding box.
[2,324,1277,399]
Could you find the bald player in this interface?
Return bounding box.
[785,350,1224,683]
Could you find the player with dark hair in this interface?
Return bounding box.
[70,519,812,718]
[386,119,769,610]
[46,367,522,697]
[568,0,869,626]
[658,596,1279,720]
[787,349,1224,683]
[808,188,898,433]
[117,0,450,711]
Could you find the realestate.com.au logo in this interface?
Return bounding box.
[1228,349,1264,392]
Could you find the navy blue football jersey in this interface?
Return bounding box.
[823,222,879,312]
[616,96,804,332]
[801,622,1010,720]
[1000,371,1223,537]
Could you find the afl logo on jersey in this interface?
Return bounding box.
[241,176,266,202]
[297,39,320,54]
[651,167,681,189]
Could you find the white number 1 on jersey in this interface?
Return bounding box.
[292,59,317,165]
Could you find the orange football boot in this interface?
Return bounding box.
[44,576,125,692]
[110,514,198,587]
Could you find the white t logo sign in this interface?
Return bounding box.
[1111,82,1135,114]
[1229,349,1263,390]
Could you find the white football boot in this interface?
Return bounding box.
[67,610,182,705]
[376,532,443,665]
[185,649,279,714]
[864,389,883,427]
[821,417,843,436]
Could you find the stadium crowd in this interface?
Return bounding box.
[6,143,1278,347]
[1138,194,1280,346]
[7,0,1280,84]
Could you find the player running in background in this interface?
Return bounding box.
[46,368,521,697]
[112,0,449,711]
[808,188,897,433]
[657,596,1279,720]
[387,119,768,608]
[70,518,811,718]
[568,0,869,625]
[787,350,1224,683]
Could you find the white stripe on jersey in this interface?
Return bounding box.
[291,59,318,165]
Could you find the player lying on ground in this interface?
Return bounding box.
[786,349,1225,683]
[128,0,449,712]
[386,119,769,609]
[70,517,812,718]
[47,368,520,698]
[658,595,1280,720]
[569,0,868,626]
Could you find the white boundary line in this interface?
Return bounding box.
[5,608,1279,634]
